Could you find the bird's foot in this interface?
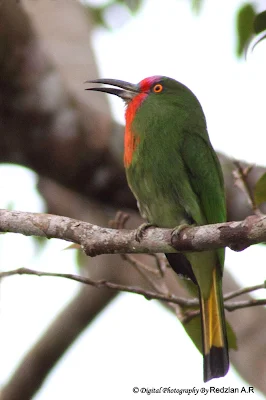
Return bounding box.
[171,223,193,240]
[135,222,155,242]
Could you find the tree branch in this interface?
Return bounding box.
[1,267,265,314]
[224,282,266,301]
[233,161,262,217]
[1,1,266,397]
[0,267,195,307]
[0,209,266,256]
[225,299,266,311]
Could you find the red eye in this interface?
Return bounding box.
[153,83,163,93]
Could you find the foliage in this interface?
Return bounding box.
[254,173,266,207]
[191,0,203,14]
[254,10,266,34]
[236,3,256,57]
[86,0,266,57]
[86,0,143,29]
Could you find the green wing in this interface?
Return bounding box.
[181,131,226,225]
[181,132,226,266]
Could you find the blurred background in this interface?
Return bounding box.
[1,0,266,398]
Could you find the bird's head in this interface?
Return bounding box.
[86,76,164,103]
[86,75,202,114]
[86,76,206,167]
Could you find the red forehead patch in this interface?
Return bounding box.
[139,76,162,92]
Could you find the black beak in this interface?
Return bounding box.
[85,78,139,101]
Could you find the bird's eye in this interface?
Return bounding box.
[152,83,163,93]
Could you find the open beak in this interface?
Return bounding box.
[85,78,139,101]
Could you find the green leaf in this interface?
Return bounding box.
[250,10,266,52]
[254,173,266,206]
[117,0,143,14]
[191,0,204,14]
[254,10,266,34]
[236,3,256,57]
[31,236,47,256]
[87,6,108,28]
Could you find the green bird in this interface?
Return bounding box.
[87,75,229,382]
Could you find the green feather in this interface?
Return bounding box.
[126,77,230,381]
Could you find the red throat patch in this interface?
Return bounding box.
[124,93,147,168]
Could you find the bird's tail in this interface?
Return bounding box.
[200,267,229,382]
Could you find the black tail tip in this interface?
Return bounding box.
[204,346,229,382]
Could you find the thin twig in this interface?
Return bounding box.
[110,213,177,312]
[108,211,130,229]
[181,309,200,324]
[224,281,266,301]
[121,254,160,276]
[121,254,183,317]
[180,297,266,321]
[225,298,266,311]
[110,212,163,277]
[1,267,266,314]
[149,253,166,277]
[0,267,195,307]
[233,161,263,216]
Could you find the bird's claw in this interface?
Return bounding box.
[135,222,154,242]
[171,223,193,240]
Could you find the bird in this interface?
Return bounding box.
[87,75,229,382]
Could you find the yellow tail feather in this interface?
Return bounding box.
[200,268,229,382]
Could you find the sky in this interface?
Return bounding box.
[1,0,266,399]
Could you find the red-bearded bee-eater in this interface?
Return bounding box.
[87,76,229,382]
